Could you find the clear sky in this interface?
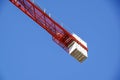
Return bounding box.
[0,0,120,80]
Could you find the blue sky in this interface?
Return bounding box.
[0,0,120,80]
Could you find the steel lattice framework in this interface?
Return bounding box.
[10,0,88,53]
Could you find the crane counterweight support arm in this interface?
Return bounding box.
[10,0,88,62]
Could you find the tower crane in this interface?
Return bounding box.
[10,0,88,63]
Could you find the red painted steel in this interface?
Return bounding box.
[10,0,88,52]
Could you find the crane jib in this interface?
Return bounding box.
[10,0,88,63]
